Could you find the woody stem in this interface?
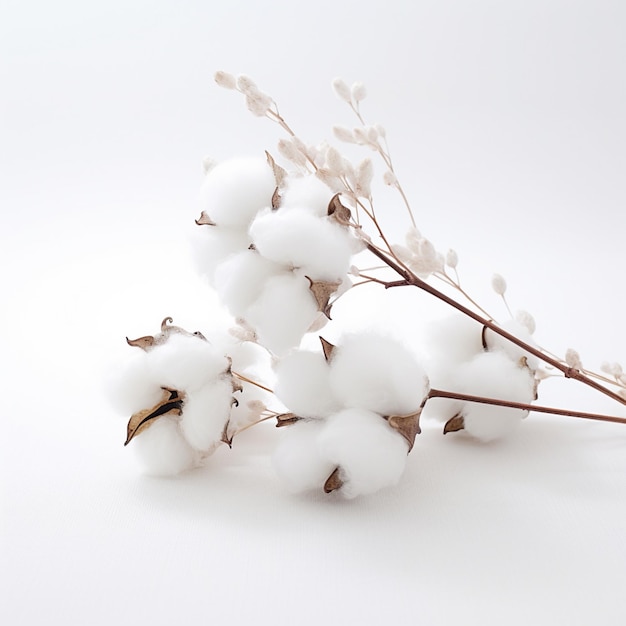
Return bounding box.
[366,243,626,407]
[426,388,626,425]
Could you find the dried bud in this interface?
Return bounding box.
[446,249,458,269]
[515,310,536,335]
[351,81,367,102]
[354,158,374,198]
[491,273,507,296]
[214,71,237,89]
[565,348,583,370]
[332,126,357,144]
[236,74,258,94]
[383,169,397,186]
[245,92,272,117]
[332,78,352,103]
[601,361,623,377]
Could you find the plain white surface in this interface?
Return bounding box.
[2,1,626,624]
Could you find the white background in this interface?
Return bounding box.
[2,1,626,624]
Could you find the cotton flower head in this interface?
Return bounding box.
[111,319,237,475]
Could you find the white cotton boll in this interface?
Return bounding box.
[190,224,250,282]
[147,334,229,392]
[424,314,483,365]
[200,158,275,228]
[244,272,319,355]
[132,417,196,476]
[179,380,233,452]
[329,333,429,416]
[319,409,409,498]
[484,319,540,371]
[214,249,284,318]
[280,175,334,217]
[106,350,164,415]
[458,351,536,441]
[250,209,354,280]
[275,350,341,418]
[272,420,335,493]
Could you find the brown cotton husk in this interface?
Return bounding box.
[386,410,422,452]
[443,414,465,435]
[319,336,336,362]
[125,387,185,446]
[324,467,344,493]
[306,277,340,319]
[195,211,216,226]
[126,335,155,350]
[327,193,351,226]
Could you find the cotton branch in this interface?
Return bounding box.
[366,242,626,408]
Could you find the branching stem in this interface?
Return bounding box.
[366,243,626,408]
[425,388,626,426]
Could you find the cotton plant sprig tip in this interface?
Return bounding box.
[332,77,352,103]
[491,273,507,296]
[214,70,237,90]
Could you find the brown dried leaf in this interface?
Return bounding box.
[443,414,465,435]
[126,335,155,350]
[324,467,344,493]
[195,211,216,226]
[265,151,287,187]
[327,193,352,226]
[306,277,341,319]
[271,187,282,210]
[319,336,335,362]
[220,420,233,448]
[125,388,185,446]
[275,412,301,428]
[387,410,422,452]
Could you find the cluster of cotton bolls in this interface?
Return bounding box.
[423,314,539,441]
[109,319,251,475]
[272,332,429,498]
[192,157,363,355]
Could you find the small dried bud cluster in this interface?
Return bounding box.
[392,227,445,279]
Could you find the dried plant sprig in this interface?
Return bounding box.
[214,70,626,411]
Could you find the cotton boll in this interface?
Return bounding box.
[275,350,341,418]
[132,416,197,476]
[250,208,354,280]
[190,224,251,282]
[200,158,275,228]
[214,249,284,318]
[280,175,334,217]
[179,380,233,452]
[484,319,540,371]
[329,333,429,416]
[318,409,409,498]
[424,314,483,365]
[106,349,164,415]
[147,334,229,392]
[458,351,536,441]
[244,272,319,355]
[272,420,335,493]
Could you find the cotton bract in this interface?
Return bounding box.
[111,325,236,475]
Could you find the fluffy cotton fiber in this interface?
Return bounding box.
[199,157,275,228]
[329,333,429,416]
[458,351,536,441]
[250,208,354,280]
[131,417,197,476]
[274,350,341,418]
[318,409,409,498]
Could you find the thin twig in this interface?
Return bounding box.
[426,388,626,426]
[366,242,626,408]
